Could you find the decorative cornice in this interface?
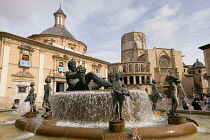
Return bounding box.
[0,31,109,65]
[18,45,34,52]
[12,69,35,78]
[53,52,70,62]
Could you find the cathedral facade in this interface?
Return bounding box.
[0,7,109,108]
[108,32,184,97]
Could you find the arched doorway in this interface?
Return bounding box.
[130,76,134,84]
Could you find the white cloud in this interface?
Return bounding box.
[142,4,180,47]
[0,0,209,65]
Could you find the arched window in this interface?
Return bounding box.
[146,76,150,84]
[22,54,29,61]
[159,55,170,67]
[135,64,139,72]
[96,69,99,73]
[129,64,133,72]
[123,65,126,72]
[59,62,64,67]
[124,77,127,84]
[136,76,140,84]
[141,64,144,72]
[141,76,145,84]
[130,76,134,84]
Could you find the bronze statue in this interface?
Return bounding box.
[24,82,37,113]
[112,72,130,121]
[150,79,162,111]
[166,75,180,116]
[42,77,52,118]
[66,59,79,91]
[66,59,112,90]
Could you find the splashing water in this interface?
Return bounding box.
[132,128,142,140]
[32,114,44,134]
[51,90,164,128]
[0,120,15,125]
[179,83,186,95]
[16,101,30,117]
[197,127,210,134]
[11,132,34,140]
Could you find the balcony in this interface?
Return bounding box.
[19,60,31,67]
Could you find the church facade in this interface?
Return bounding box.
[182,59,208,95]
[0,7,109,108]
[108,32,184,97]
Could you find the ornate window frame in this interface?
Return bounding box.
[18,45,34,61]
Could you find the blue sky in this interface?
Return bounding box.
[1,0,210,65]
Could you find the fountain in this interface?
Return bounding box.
[14,89,198,139]
[14,60,198,139]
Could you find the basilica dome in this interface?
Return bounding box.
[41,26,75,39]
[191,59,205,69]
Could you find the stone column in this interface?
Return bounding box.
[53,79,56,93]
[105,66,108,79]
[133,76,136,85]
[139,76,142,84]
[127,76,130,85]
[37,52,44,99]
[0,45,10,96]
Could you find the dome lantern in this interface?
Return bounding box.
[53,5,67,28]
[40,5,75,39]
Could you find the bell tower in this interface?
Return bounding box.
[121,32,146,63]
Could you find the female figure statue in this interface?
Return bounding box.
[150,79,162,111]
[24,82,37,113]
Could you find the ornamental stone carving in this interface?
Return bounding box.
[159,55,170,68]
[12,69,35,78]
[18,45,34,55]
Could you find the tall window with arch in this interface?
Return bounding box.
[124,77,127,84]
[129,64,133,72]
[58,62,66,72]
[123,65,126,72]
[141,76,145,84]
[22,54,29,61]
[130,76,134,84]
[136,76,140,84]
[59,62,64,67]
[146,76,150,84]
[135,64,139,72]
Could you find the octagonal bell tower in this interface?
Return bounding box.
[121,32,146,63]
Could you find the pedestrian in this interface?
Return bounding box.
[182,95,189,110]
[192,94,202,110]
[203,94,208,109]
[206,95,210,111]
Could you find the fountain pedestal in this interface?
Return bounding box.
[168,116,186,125]
[109,121,125,132]
[24,112,37,118]
[42,118,57,126]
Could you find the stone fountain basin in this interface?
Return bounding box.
[15,118,197,139]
